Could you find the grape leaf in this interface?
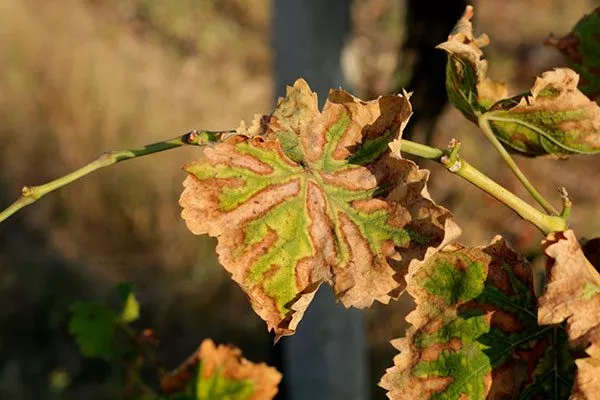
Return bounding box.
[486,68,600,156]
[546,7,600,100]
[539,230,600,399]
[118,282,140,323]
[179,79,460,338]
[69,302,117,361]
[161,339,281,400]
[380,238,574,399]
[436,5,508,121]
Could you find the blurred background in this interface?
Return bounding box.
[0,0,599,399]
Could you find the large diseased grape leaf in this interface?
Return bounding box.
[539,230,600,399]
[546,7,600,100]
[161,339,281,400]
[380,238,574,399]
[436,5,508,121]
[486,69,600,156]
[180,79,460,338]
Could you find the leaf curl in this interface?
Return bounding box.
[436,5,508,121]
[486,69,600,156]
[179,79,460,338]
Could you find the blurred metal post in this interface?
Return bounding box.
[273,1,368,399]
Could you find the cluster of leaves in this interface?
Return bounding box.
[177,5,600,399]
[69,284,281,399]
[438,6,600,157]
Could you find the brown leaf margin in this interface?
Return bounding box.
[180,79,461,338]
[539,230,600,399]
[160,339,282,400]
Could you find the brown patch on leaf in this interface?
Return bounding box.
[381,238,544,399]
[180,78,460,337]
[160,339,281,399]
[490,68,600,156]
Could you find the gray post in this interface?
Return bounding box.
[273,1,368,399]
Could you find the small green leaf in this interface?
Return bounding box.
[117,282,140,323]
[380,239,574,399]
[69,302,117,360]
[546,7,600,100]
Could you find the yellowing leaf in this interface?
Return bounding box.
[436,5,508,121]
[380,238,574,400]
[486,68,600,156]
[160,339,281,400]
[546,7,600,100]
[539,230,600,399]
[180,79,460,338]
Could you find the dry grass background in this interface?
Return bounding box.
[0,0,599,398]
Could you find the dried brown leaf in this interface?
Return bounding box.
[539,230,600,399]
[436,5,508,120]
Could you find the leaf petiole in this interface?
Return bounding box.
[0,130,233,224]
[477,114,559,216]
[398,138,567,235]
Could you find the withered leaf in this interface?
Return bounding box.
[160,339,281,400]
[436,5,508,122]
[380,238,574,399]
[539,230,600,399]
[441,7,600,157]
[180,79,459,338]
[486,68,600,156]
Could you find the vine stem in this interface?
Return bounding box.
[399,139,567,235]
[0,130,233,223]
[0,130,567,234]
[477,114,559,216]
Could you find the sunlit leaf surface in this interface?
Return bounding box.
[180,79,459,337]
[539,230,600,399]
[380,239,574,399]
[161,339,281,400]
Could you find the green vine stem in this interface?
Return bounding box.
[477,114,560,216]
[399,139,567,235]
[0,130,567,234]
[0,130,233,224]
